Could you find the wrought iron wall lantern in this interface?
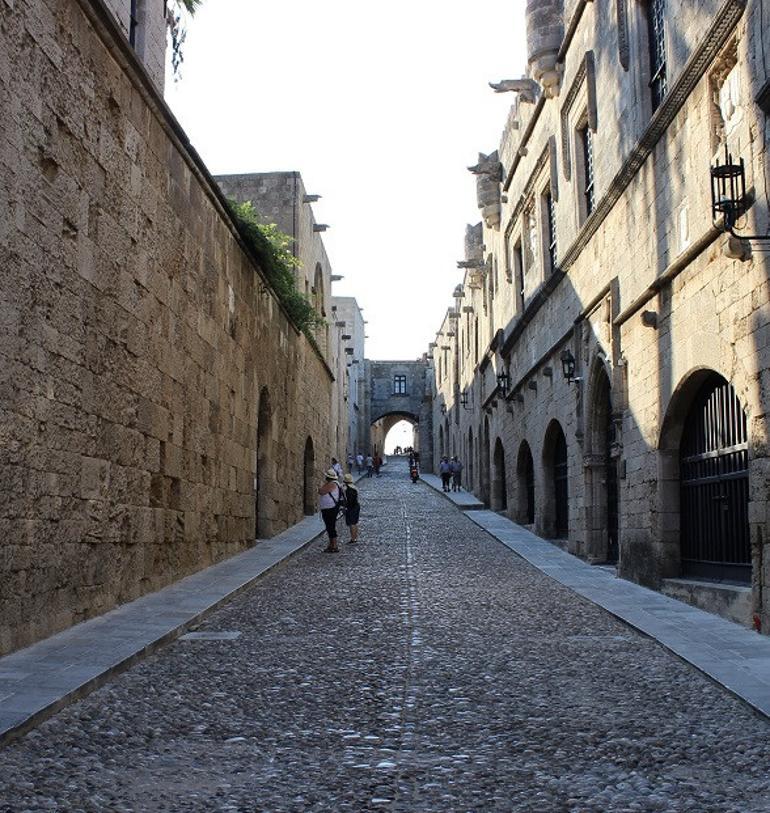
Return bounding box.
[710,146,770,243]
[560,349,583,384]
[496,370,511,395]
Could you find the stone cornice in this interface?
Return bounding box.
[558,0,747,275]
[500,269,566,359]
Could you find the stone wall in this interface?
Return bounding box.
[0,0,336,654]
[431,0,770,629]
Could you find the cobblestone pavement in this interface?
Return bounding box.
[1,463,769,813]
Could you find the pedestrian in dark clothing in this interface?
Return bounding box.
[450,456,463,491]
[343,473,360,543]
[373,455,382,476]
[439,457,451,491]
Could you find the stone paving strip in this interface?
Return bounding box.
[422,472,770,720]
[0,515,326,746]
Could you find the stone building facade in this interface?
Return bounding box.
[103,0,167,91]
[0,0,349,654]
[368,359,433,466]
[432,0,770,630]
[331,296,367,459]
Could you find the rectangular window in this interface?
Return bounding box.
[544,190,557,272]
[647,0,667,111]
[129,0,139,47]
[394,374,407,395]
[513,240,524,312]
[580,125,595,217]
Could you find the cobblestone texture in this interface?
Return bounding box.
[1,463,769,812]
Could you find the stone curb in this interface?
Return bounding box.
[420,476,770,721]
[419,473,485,510]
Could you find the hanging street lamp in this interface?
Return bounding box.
[710,145,770,243]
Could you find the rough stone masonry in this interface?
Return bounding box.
[0,0,338,655]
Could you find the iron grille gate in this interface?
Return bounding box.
[680,374,750,582]
[554,431,569,538]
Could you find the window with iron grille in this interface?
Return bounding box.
[393,374,407,395]
[647,0,667,111]
[545,190,557,272]
[580,125,595,217]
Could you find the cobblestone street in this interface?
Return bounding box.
[1,462,769,813]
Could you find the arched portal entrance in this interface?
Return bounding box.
[585,363,619,563]
[543,420,568,539]
[302,437,315,515]
[680,373,750,581]
[516,440,535,524]
[256,386,273,539]
[371,411,419,458]
[492,437,507,511]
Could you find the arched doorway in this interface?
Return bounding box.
[585,364,619,563]
[256,386,272,538]
[481,417,491,506]
[302,437,315,515]
[370,411,419,460]
[492,437,507,511]
[543,420,568,539]
[680,373,750,582]
[516,440,535,524]
[468,427,474,490]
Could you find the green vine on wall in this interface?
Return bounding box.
[226,200,325,342]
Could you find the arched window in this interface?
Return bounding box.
[680,374,749,581]
[256,387,273,538]
[302,437,315,516]
[517,441,535,524]
[543,420,568,539]
[492,438,507,511]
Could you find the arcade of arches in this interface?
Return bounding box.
[432,364,764,631]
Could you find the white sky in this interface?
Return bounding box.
[384,420,415,455]
[166,0,527,360]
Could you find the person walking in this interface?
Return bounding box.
[318,468,344,553]
[373,454,382,477]
[342,473,360,543]
[356,452,364,474]
[439,456,451,491]
[331,457,344,482]
[346,453,354,472]
[365,454,374,477]
[451,456,464,492]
